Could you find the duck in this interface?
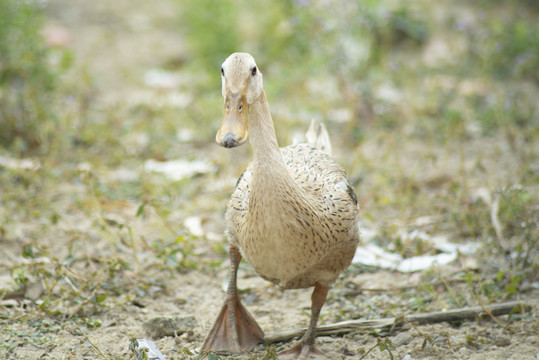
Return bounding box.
[201,53,360,359]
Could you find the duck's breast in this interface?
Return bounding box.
[225,144,359,289]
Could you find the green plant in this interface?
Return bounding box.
[152,235,198,272]
[0,0,63,153]
[479,19,539,83]
[181,0,240,72]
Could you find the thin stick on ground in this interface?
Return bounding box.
[264,299,538,344]
[490,192,505,249]
[66,279,104,320]
[472,289,507,330]
[358,338,385,360]
[84,336,111,360]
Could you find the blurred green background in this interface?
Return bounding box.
[3,0,538,154]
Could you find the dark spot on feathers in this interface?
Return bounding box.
[235,170,246,189]
[347,184,358,205]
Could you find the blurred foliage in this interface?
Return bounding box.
[178,0,428,82]
[0,0,67,153]
[468,3,539,83]
[181,0,240,71]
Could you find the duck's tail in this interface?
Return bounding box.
[306,119,332,156]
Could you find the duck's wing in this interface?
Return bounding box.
[281,143,358,208]
[225,166,252,243]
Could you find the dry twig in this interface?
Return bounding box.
[264,299,537,343]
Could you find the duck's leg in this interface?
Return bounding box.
[201,244,264,353]
[279,283,329,360]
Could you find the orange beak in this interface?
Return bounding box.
[216,91,249,148]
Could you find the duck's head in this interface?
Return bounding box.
[216,53,263,148]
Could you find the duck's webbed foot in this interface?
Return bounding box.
[201,245,264,353]
[278,342,326,360]
[201,293,264,352]
[278,283,329,360]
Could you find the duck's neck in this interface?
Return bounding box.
[247,90,292,190]
[248,91,285,167]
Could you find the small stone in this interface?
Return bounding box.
[0,299,18,307]
[392,332,413,346]
[143,315,196,339]
[340,346,354,356]
[493,335,511,347]
[26,281,44,301]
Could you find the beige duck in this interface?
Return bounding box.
[202,53,359,359]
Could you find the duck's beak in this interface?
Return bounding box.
[216,92,249,148]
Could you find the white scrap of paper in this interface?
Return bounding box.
[143,159,215,181]
[0,156,40,170]
[184,216,204,237]
[353,227,480,272]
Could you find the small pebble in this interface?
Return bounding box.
[493,335,511,347]
[340,346,354,356]
[392,332,413,346]
[143,315,196,338]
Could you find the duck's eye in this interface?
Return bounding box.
[221,67,224,76]
[251,66,257,76]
